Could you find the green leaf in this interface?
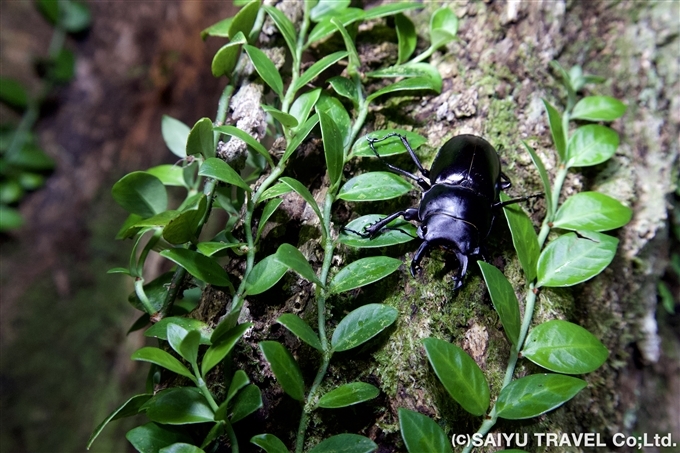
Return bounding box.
[566,125,619,168]
[211,32,247,78]
[229,384,263,422]
[163,196,207,244]
[309,435,377,453]
[112,172,168,218]
[495,374,586,420]
[395,13,416,64]
[144,387,215,424]
[339,214,416,248]
[429,7,458,49]
[60,1,91,32]
[256,198,283,242]
[161,115,190,158]
[520,140,553,215]
[263,6,297,59]
[131,347,196,382]
[126,423,192,453]
[501,192,540,282]
[329,257,402,294]
[522,320,609,374]
[251,434,289,453]
[262,105,298,128]
[477,262,521,348]
[160,248,232,287]
[659,281,675,314]
[166,324,199,366]
[541,100,566,161]
[201,323,252,376]
[274,243,323,286]
[352,130,427,158]
[0,205,23,231]
[260,183,292,201]
[228,0,261,40]
[201,17,233,39]
[294,51,348,92]
[51,48,76,82]
[366,63,442,93]
[259,341,305,401]
[328,76,358,105]
[331,304,398,352]
[199,157,251,192]
[277,314,323,351]
[536,231,618,288]
[159,443,206,453]
[363,2,421,20]
[227,370,251,404]
[330,18,360,74]
[88,394,152,449]
[0,77,28,109]
[306,9,365,45]
[187,118,215,159]
[311,0,350,21]
[245,254,289,295]
[197,241,244,256]
[145,317,213,345]
[338,171,412,202]
[367,77,440,102]
[147,165,188,187]
[571,96,626,121]
[398,408,452,453]
[552,192,632,232]
[290,89,322,127]
[244,45,284,97]
[422,337,490,416]
[317,110,344,187]
[282,113,319,163]
[317,382,379,408]
[214,125,274,168]
[280,177,323,223]
[316,94,352,148]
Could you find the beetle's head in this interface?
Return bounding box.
[411,213,480,289]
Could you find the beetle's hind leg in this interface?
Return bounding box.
[367,134,431,190]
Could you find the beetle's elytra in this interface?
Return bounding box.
[346,133,538,289]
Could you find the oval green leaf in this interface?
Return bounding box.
[161,115,190,158]
[316,94,351,149]
[422,337,490,416]
[398,408,452,453]
[147,165,187,187]
[429,6,458,49]
[329,257,402,294]
[352,130,427,158]
[211,32,246,78]
[331,303,398,352]
[228,0,260,40]
[160,248,232,287]
[306,9,364,46]
[201,323,252,376]
[478,262,521,347]
[199,157,251,192]
[214,125,274,168]
[317,110,344,187]
[201,17,232,39]
[339,214,416,248]
[244,45,283,97]
[159,443,206,453]
[541,100,566,161]
[197,241,245,257]
[363,2,421,20]
[317,382,379,408]
[395,13,416,64]
[552,191,632,232]
[126,423,192,453]
[277,313,323,351]
[294,51,348,92]
[263,6,297,60]
[522,320,609,374]
[245,254,289,295]
[309,434,377,453]
[566,125,619,168]
[262,105,298,128]
[338,171,413,202]
[571,96,626,121]
[280,176,323,223]
[367,77,441,102]
[501,192,540,282]
[495,374,587,420]
[521,140,553,216]
[144,387,214,424]
[0,77,28,109]
[112,172,168,218]
[536,231,618,288]
[187,117,215,159]
[328,76,358,105]
[227,370,251,404]
[228,384,263,423]
[256,198,283,242]
[259,341,305,401]
[88,394,152,449]
[131,347,195,382]
[282,113,319,163]
[251,433,289,453]
[145,317,213,345]
[311,0,350,21]
[289,89,321,127]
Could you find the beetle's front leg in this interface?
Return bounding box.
[343,208,419,238]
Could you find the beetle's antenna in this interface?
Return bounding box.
[492,193,543,209]
[367,135,431,190]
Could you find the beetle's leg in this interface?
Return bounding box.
[499,172,512,190]
[410,240,431,277]
[343,208,419,238]
[367,135,431,190]
[492,193,543,209]
[452,252,469,290]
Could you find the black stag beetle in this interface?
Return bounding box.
[345,133,540,289]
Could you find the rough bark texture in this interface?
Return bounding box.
[1,1,678,453]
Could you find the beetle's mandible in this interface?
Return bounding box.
[346,133,539,289]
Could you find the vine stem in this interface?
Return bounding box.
[462,154,571,453]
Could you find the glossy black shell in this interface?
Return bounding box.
[428,135,502,201]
